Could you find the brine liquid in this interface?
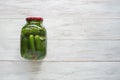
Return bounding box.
[21,27,46,60]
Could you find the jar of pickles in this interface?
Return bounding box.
[20,17,47,60]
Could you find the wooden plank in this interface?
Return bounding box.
[0,19,119,61]
[46,18,120,40]
[0,19,120,40]
[0,61,119,80]
[0,0,120,18]
[0,39,120,61]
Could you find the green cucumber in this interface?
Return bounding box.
[35,35,41,51]
[29,35,35,54]
[21,37,28,55]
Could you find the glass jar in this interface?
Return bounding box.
[20,17,47,60]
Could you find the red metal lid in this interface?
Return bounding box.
[26,17,43,21]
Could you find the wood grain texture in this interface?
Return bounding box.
[0,19,119,61]
[0,39,120,61]
[0,0,120,79]
[0,19,120,40]
[0,0,120,18]
[0,61,119,80]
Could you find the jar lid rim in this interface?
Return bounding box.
[26,17,43,21]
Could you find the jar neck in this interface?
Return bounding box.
[27,20,43,27]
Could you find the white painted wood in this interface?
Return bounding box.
[0,0,119,61]
[46,18,120,40]
[0,0,120,79]
[0,19,119,61]
[0,0,120,18]
[0,19,120,40]
[0,39,120,61]
[0,61,119,80]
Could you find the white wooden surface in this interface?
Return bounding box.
[0,0,120,80]
[0,62,120,80]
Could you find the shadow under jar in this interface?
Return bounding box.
[20,17,47,60]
